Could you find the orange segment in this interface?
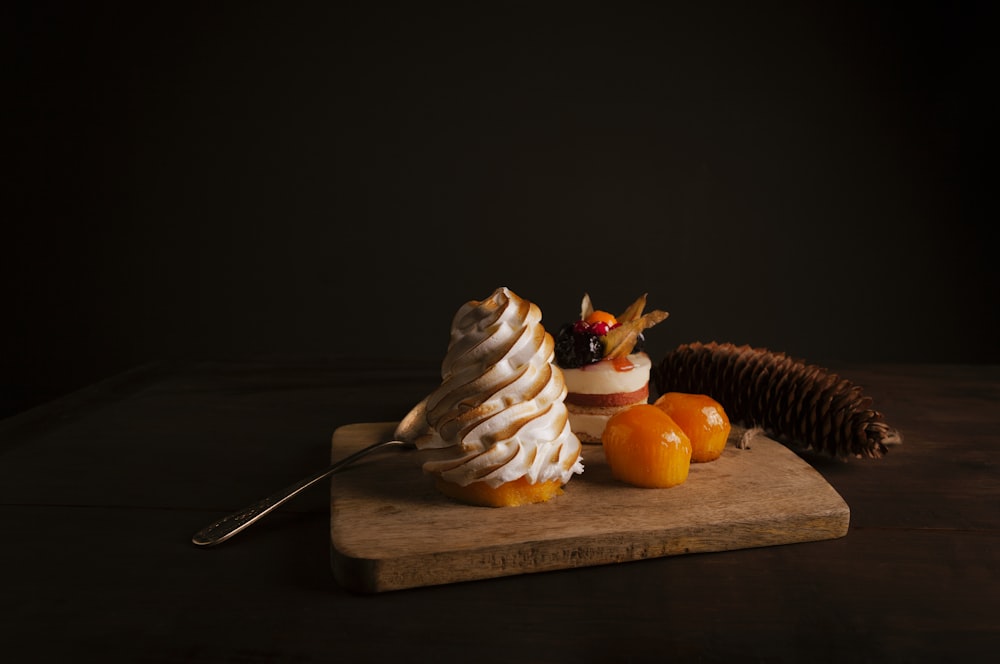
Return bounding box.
[601,404,692,488]
[653,392,731,463]
[435,476,565,507]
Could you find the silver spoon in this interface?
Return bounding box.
[191,398,428,547]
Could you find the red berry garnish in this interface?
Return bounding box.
[591,321,610,336]
[573,320,590,334]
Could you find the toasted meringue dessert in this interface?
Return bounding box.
[554,293,669,443]
[413,287,584,507]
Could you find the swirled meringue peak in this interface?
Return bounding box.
[418,287,584,489]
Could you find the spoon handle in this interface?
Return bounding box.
[191,438,407,547]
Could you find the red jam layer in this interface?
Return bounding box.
[565,386,649,408]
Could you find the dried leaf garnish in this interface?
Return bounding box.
[604,325,639,359]
[604,310,669,358]
[616,293,648,323]
[580,293,594,321]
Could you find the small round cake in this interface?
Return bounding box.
[562,352,653,443]
[554,293,669,443]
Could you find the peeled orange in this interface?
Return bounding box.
[601,404,692,488]
[653,392,731,463]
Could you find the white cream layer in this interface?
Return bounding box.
[562,353,651,395]
[568,412,611,441]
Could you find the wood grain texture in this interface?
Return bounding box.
[330,422,850,592]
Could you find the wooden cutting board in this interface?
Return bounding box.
[329,422,849,593]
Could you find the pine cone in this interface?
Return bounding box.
[652,342,902,459]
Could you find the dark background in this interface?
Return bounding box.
[6,1,995,419]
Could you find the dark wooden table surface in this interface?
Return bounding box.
[2,358,997,662]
